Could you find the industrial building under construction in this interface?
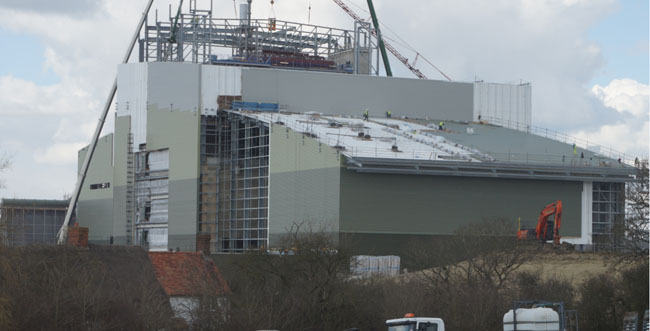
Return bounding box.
[73,1,637,254]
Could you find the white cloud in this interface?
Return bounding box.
[0,75,95,116]
[591,79,649,117]
[572,79,649,158]
[573,119,649,159]
[0,0,644,198]
[34,142,86,166]
[0,0,102,16]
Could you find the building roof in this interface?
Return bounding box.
[415,119,628,167]
[236,111,491,162]
[0,198,70,208]
[232,110,636,182]
[148,252,231,297]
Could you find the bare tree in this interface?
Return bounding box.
[0,245,173,331]
[0,152,10,190]
[209,222,356,330]
[624,161,649,255]
[410,218,531,289]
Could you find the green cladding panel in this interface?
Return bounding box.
[111,116,131,244]
[77,134,114,241]
[268,124,341,245]
[339,168,582,237]
[144,62,201,251]
[146,105,200,250]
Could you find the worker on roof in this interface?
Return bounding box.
[438,121,445,131]
[363,109,369,121]
[572,143,577,156]
[386,110,392,118]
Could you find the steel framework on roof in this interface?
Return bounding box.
[140,3,379,76]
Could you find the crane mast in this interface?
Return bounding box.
[366,0,392,77]
[57,0,156,244]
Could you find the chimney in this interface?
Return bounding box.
[196,233,211,254]
[68,222,89,248]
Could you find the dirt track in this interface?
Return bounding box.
[514,251,616,286]
[401,250,632,287]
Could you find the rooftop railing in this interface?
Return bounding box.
[482,116,634,165]
[240,111,633,169]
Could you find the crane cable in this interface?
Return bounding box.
[269,0,276,18]
[341,0,452,81]
[308,2,312,24]
[268,0,277,31]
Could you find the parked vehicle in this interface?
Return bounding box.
[386,313,445,331]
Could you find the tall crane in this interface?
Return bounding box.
[57,0,156,244]
[366,0,392,77]
[332,0,452,81]
[164,0,185,61]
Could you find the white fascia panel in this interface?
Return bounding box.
[563,181,593,245]
[200,65,242,116]
[117,63,148,151]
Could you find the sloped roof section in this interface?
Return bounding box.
[230,110,635,182]
[235,111,490,162]
[148,252,231,297]
[0,198,69,208]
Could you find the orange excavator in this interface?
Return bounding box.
[517,200,563,245]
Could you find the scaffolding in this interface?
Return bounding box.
[592,181,625,246]
[0,200,70,246]
[134,149,170,251]
[199,112,269,253]
[199,116,219,251]
[125,133,135,245]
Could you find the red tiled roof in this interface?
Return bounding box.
[148,252,231,297]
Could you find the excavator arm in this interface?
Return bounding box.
[517,200,563,245]
[535,200,562,244]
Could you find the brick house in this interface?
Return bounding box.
[148,251,230,324]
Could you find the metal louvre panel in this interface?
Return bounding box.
[148,150,169,171]
[473,82,531,126]
[149,199,168,223]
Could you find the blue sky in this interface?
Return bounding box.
[0,1,647,89]
[0,29,60,85]
[588,0,649,86]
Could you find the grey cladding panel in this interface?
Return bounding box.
[168,179,198,237]
[146,62,200,112]
[242,68,473,121]
[78,198,114,241]
[168,234,197,252]
[339,169,582,237]
[77,134,114,238]
[269,168,340,236]
[112,186,127,238]
[268,126,341,241]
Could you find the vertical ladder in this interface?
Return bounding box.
[125,133,135,245]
